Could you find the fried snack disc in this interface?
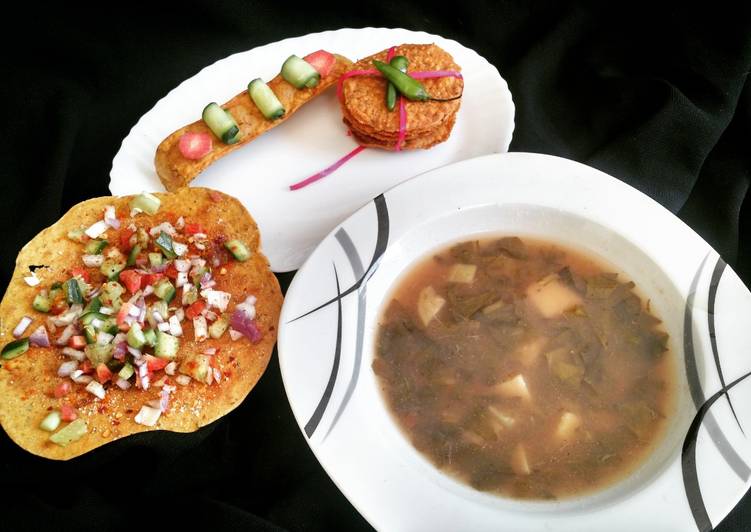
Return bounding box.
[156,54,353,191]
[340,43,463,150]
[0,188,282,460]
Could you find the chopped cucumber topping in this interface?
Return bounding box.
[32,292,52,313]
[49,419,87,447]
[64,278,83,305]
[281,55,320,89]
[153,279,176,303]
[129,192,161,215]
[118,362,135,381]
[2,338,29,360]
[148,252,163,267]
[127,322,146,349]
[40,411,61,432]
[209,313,230,339]
[225,239,251,261]
[127,244,142,267]
[83,325,97,344]
[143,328,157,348]
[85,239,108,255]
[248,78,285,120]
[202,103,241,144]
[84,343,114,366]
[67,228,85,242]
[155,331,179,360]
[154,231,177,260]
[100,259,125,280]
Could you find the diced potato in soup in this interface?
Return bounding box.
[373,236,674,500]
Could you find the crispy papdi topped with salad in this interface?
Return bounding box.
[0,188,282,459]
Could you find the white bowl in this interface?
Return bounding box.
[278,152,751,531]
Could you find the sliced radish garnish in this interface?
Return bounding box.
[303,50,336,77]
[178,132,212,160]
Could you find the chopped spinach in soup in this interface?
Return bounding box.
[373,237,674,500]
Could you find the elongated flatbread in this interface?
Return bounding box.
[155,54,353,191]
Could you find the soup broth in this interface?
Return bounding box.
[373,237,674,500]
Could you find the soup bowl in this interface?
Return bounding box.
[278,152,751,531]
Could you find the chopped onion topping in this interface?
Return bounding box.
[134,405,161,427]
[85,220,108,239]
[149,222,177,238]
[157,322,170,332]
[175,216,185,230]
[51,304,83,326]
[96,331,114,345]
[200,289,231,312]
[62,347,86,361]
[104,205,120,229]
[164,361,177,376]
[236,295,257,320]
[159,384,176,412]
[115,378,132,390]
[91,318,104,330]
[29,325,50,347]
[130,207,142,217]
[138,363,150,390]
[193,316,208,342]
[176,375,191,386]
[203,347,217,355]
[212,368,222,384]
[173,242,188,257]
[99,306,114,315]
[127,346,142,358]
[128,304,141,317]
[13,316,33,338]
[56,324,79,346]
[229,329,243,341]
[152,310,165,324]
[24,272,40,287]
[168,315,183,337]
[82,254,104,267]
[113,341,128,361]
[175,308,185,322]
[205,310,217,322]
[143,284,155,297]
[85,380,106,400]
[71,370,93,384]
[175,271,188,288]
[193,233,208,240]
[58,360,79,377]
[174,259,191,272]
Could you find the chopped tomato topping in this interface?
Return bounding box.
[70,268,90,283]
[165,264,179,279]
[116,303,133,326]
[185,300,206,320]
[96,363,113,384]
[143,354,168,372]
[50,300,68,315]
[120,228,135,250]
[60,403,78,422]
[184,223,206,235]
[142,273,164,286]
[54,381,71,398]
[68,335,87,350]
[119,270,143,293]
[80,360,93,374]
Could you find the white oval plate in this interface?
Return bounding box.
[108,27,515,272]
[278,153,751,532]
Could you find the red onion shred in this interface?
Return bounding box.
[289,146,366,191]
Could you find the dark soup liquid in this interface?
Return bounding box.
[373,237,674,500]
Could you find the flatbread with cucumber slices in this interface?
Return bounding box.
[0,187,282,460]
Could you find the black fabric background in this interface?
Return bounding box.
[2,3,750,531]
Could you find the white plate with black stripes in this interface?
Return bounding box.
[278,152,751,532]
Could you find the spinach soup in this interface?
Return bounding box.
[373,237,674,500]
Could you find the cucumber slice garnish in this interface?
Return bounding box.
[281,55,320,89]
[224,239,251,262]
[202,103,241,144]
[155,331,179,360]
[248,78,285,120]
[2,338,29,360]
[129,192,161,215]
